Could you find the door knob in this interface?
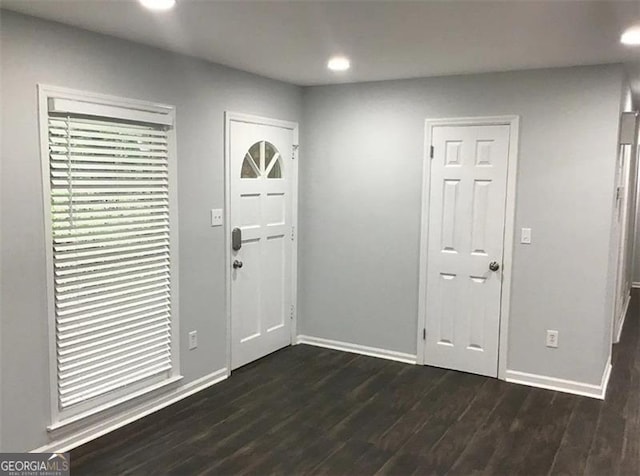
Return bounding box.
[489,261,500,272]
[233,260,243,269]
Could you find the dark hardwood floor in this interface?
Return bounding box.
[72,290,640,475]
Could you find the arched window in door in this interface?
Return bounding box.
[241,141,283,179]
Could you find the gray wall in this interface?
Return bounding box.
[0,11,302,451]
[299,65,624,386]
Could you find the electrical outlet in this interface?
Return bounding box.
[211,209,223,227]
[521,227,532,244]
[188,330,198,350]
[546,330,558,348]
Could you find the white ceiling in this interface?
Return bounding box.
[3,0,640,92]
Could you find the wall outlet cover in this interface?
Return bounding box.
[211,209,223,227]
[188,330,198,350]
[546,330,558,348]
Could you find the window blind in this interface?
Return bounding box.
[48,115,173,410]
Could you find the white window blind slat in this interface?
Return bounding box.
[53,216,170,232]
[51,154,168,165]
[53,210,169,225]
[53,228,170,248]
[51,170,168,180]
[60,363,173,408]
[55,246,169,270]
[50,145,168,158]
[53,219,170,236]
[56,269,169,294]
[52,194,169,204]
[58,328,170,364]
[55,261,169,286]
[49,136,169,150]
[58,307,170,336]
[60,348,172,388]
[58,319,169,361]
[49,118,167,136]
[60,326,170,364]
[51,183,169,194]
[58,314,166,342]
[57,294,170,325]
[53,202,169,214]
[56,286,169,317]
[59,357,172,400]
[54,242,169,264]
[49,128,168,145]
[51,162,168,173]
[57,280,169,310]
[49,114,173,411]
[57,275,169,301]
[59,338,169,371]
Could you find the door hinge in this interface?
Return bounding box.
[292,144,299,159]
[290,304,295,320]
[430,145,434,159]
[423,328,426,340]
[291,225,295,241]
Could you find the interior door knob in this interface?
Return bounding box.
[233,260,243,269]
[489,261,500,272]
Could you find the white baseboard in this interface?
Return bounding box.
[505,358,611,400]
[31,368,229,454]
[296,335,417,364]
[614,293,632,344]
[633,282,640,289]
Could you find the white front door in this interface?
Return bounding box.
[228,116,296,370]
[424,123,511,377]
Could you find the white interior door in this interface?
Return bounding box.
[424,123,511,377]
[229,117,296,370]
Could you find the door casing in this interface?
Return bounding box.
[417,116,520,380]
[224,112,299,374]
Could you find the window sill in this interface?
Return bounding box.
[47,375,183,432]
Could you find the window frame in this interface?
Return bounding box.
[38,85,181,430]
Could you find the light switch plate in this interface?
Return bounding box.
[521,227,532,244]
[211,209,223,227]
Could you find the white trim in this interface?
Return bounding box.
[296,335,417,365]
[167,114,181,382]
[32,368,228,454]
[614,292,632,344]
[505,358,612,400]
[632,282,640,289]
[46,376,183,432]
[47,97,173,126]
[224,112,299,373]
[417,115,520,381]
[38,84,175,120]
[37,84,180,427]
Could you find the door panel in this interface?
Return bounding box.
[425,124,510,377]
[230,119,294,370]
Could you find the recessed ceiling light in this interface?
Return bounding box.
[621,25,640,46]
[139,0,176,11]
[327,56,350,72]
